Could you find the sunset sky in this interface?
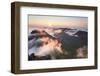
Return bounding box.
[28,15,88,32]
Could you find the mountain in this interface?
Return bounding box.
[28,28,88,60]
[28,29,64,60]
[54,30,87,57]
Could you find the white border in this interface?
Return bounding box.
[20,7,95,70]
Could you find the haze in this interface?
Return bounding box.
[29,15,88,32]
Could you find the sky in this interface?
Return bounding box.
[28,15,88,31]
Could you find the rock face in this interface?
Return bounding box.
[28,28,88,60]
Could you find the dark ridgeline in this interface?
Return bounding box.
[28,53,51,60]
[28,30,41,41]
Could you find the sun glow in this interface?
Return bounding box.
[29,15,88,29]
